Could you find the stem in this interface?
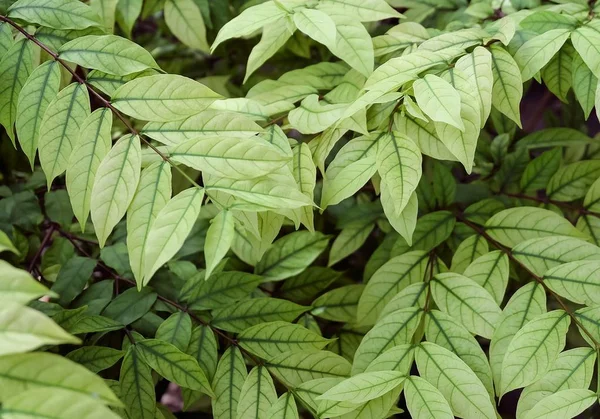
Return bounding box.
[457,212,600,349]
[503,192,600,219]
[28,224,55,274]
[0,15,203,191]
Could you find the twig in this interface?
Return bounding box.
[28,224,55,274]
[503,192,600,219]
[457,212,600,349]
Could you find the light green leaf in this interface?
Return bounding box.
[317,0,401,21]
[0,260,55,304]
[87,68,156,97]
[0,302,80,356]
[39,82,90,188]
[294,8,336,48]
[186,325,218,382]
[0,352,120,404]
[500,310,570,396]
[211,2,286,52]
[485,207,587,248]
[357,250,429,326]
[136,339,214,396]
[404,375,453,419]
[59,35,161,76]
[183,271,263,310]
[328,220,374,267]
[164,0,208,52]
[525,389,596,419]
[280,267,342,303]
[352,307,422,374]
[378,282,427,319]
[155,312,192,351]
[394,113,457,161]
[519,11,579,33]
[143,187,204,281]
[547,160,600,201]
[431,272,501,339]
[141,110,263,146]
[416,342,496,419]
[520,148,562,192]
[102,287,156,325]
[312,284,364,323]
[572,51,597,118]
[514,29,571,82]
[319,371,404,403]
[255,230,330,280]
[115,0,142,38]
[267,393,299,419]
[288,94,346,134]
[327,13,373,77]
[291,143,316,231]
[238,321,331,359]
[451,235,488,274]
[266,351,351,387]
[245,19,292,83]
[170,136,288,179]
[365,343,415,375]
[463,250,509,304]
[120,346,156,419]
[0,388,120,419]
[543,261,600,306]
[490,44,523,127]
[112,74,221,122]
[91,134,141,247]
[0,39,36,143]
[571,20,600,79]
[517,347,596,419]
[490,282,547,392]
[66,346,124,373]
[236,365,277,419]
[16,60,61,167]
[377,131,422,215]
[212,347,247,419]
[455,46,493,126]
[541,43,574,103]
[210,298,309,333]
[413,74,464,131]
[204,210,235,279]
[127,161,172,286]
[8,0,102,30]
[517,128,594,149]
[66,108,113,231]
[425,310,494,398]
[90,0,118,32]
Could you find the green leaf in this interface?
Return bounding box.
[327,14,373,77]
[204,210,234,279]
[164,0,208,51]
[319,371,404,403]
[517,128,594,149]
[66,108,113,231]
[212,347,247,419]
[236,365,277,419]
[16,60,61,167]
[91,134,141,247]
[0,260,55,304]
[312,284,364,323]
[543,261,600,306]
[87,68,156,97]
[267,393,299,419]
[541,43,574,103]
[517,347,596,418]
[547,161,600,201]
[291,142,316,231]
[211,298,309,333]
[316,0,401,22]
[0,39,36,143]
[377,131,422,215]
[499,310,570,396]
[490,44,523,127]
[238,321,331,359]
[328,220,374,267]
[525,389,596,419]
[0,302,80,355]
[170,136,288,179]
[155,312,192,351]
[115,0,142,38]
[59,35,161,76]
[120,346,156,419]
[66,346,124,373]
[266,350,351,387]
[102,287,157,325]
[51,256,96,305]
[571,20,600,79]
[462,250,508,304]
[357,250,429,326]
[514,29,571,82]
[245,19,292,83]
[519,11,579,33]
[485,207,587,248]
[90,0,118,32]
[455,46,493,127]
[144,187,204,282]
[450,235,488,274]
[112,74,221,122]
[294,8,336,48]
[572,51,597,118]
[68,314,123,334]
[520,148,562,192]
[255,231,330,281]
[352,307,422,374]
[281,267,342,303]
[288,94,346,135]
[404,375,454,419]
[416,342,496,419]
[8,0,102,30]
[431,272,501,339]
[425,310,494,398]
[136,339,214,396]
[127,161,172,286]
[183,271,263,310]
[414,74,464,131]
[0,351,120,404]
[0,388,121,419]
[365,343,415,375]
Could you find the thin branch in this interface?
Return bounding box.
[457,212,600,349]
[503,192,600,219]
[28,224,55,274]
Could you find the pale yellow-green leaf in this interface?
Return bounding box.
[245,19,292,83]
[413,74,464,131]
[205,210,235,279]
[316,0,402,22]
[8,0,103,30]
[463,250,509,304]
[490,44,523,127]
[455,46,493,125]
[571,19,600,79]
[288,94,347,134]
[0,260,55,304]
[91,134,141,247]
[165,0,209,52]
[236,366,277,419]
[115,0,142,38]
[293,8,336,48]
[514,29,571,82]
[327,13,374,77]
[291,143,316,231]
[404,376,453,419]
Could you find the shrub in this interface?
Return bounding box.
[1,0,600,418]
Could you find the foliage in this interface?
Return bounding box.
[2,0,600,418]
